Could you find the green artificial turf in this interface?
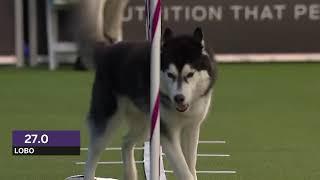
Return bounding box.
[0,63,319,180]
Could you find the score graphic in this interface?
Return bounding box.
[12,130,80,155]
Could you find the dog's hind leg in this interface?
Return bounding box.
[84,127,110,180]
[84,114,122,180]
[122,109,149,180]
[122,132,139,180]
[84,78,123,180]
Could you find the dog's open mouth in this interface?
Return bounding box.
[176,104,189,112]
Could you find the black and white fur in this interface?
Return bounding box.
[84,27,217,180]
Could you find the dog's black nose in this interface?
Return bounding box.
[174,94,185,104]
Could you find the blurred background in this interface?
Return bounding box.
[0,0,319,180]
[1,0,320,68]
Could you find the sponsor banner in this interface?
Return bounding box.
[123,0,320,54]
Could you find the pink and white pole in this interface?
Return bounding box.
[146,0,161,179]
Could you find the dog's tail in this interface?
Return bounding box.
[77,0,105,43]
[77,0,131,43]
[75,0,129,69]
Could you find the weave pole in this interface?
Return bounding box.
[146,0,161,179]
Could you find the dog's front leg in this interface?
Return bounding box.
[181,124,201,180]
[161,132,194,180]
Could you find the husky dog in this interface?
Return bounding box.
[84,27,217,180]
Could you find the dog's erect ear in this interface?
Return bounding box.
[163,27,173,43]
[193,27,204,44]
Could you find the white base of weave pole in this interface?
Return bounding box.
[65,175,117,180]
[144,142,167,180]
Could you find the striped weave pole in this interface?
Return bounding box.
[146,0,161,179]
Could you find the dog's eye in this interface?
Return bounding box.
[167,72,176,80]
[186,72,194,78]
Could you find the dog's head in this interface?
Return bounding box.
[160,27,217,113]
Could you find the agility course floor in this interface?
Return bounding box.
[1,63,319,180]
